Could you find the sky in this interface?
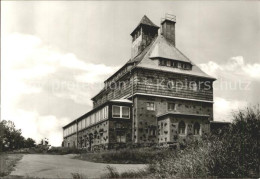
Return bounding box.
[1,1,260,146]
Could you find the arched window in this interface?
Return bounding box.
[194,122,200,135]
[178,121,186,135]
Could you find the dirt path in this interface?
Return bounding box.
[10,154,146,178]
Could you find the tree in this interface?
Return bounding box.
[0,120,37,151]
[25,138,36,148]
[209,106,260,177]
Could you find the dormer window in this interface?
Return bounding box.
[172,61,176,67]
[177,62,182,68]
[166,60,171,66]
[183,63,192,70]
[158,59,192,70]
[159,59,166,66]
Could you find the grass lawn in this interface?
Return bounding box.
[74,148,173,164]
[0,153,23,177]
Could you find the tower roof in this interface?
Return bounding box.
[130,15,159,36]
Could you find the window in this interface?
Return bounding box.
[78,121,81,130]
[100,110,103,121]
[166,60,171,67]
[147,102,155,111]
[167,80,175,89]
[90,115,93,124]
[122,106,130,118]
[178,121,186,135]
[112,106,130,118]
[147,77,154,84]
[97,111,100,122]
[116,133,126,143]
[177,62,182,69]
[86,117,90,126]
[112,106,121,118]
[150,129,156,136]
[171,61,175,67]
[183,63,191,70]
[190,81,198,91]
[119,82,124,90]
[82,119,85,129]
[172,61,177,68]
[168,103,176,111]
[103,106,108,119]
[194,122,200,135]
[160,59,166,66]
[94,113,97,123]
[115,123,122,128]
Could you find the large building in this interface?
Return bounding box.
[62,14,216,150]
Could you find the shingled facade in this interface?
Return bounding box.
[62,14,216,150]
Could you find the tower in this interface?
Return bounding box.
[130,15,159,58]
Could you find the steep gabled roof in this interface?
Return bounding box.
[149,36,190,63]
[130,15,159,35]
[139,15,159,27]
[135,35,216,80]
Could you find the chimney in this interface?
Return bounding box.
[161,14,176,46]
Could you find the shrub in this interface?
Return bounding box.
[102,165,150,178]
[47,147,82,155]
[77,147,173,164]
[149,138,211,178]
[149,106,260,178]
[208,107,260,177]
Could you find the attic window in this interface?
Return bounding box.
[166,60,171,67]
[177,62,182,68]
[159,59,192,70]
[183,63,192,70]
[159,59,166,66]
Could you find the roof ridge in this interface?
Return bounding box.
[130,15,159,35]
[140,15,159,28]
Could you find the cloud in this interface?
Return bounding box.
[1,33,119,146]
[199,56,260,80]
[214,97,248,122]
[243,63,260,79]
[199,56,259,122]
[4,108,70,146]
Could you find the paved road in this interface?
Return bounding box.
[10,154,146,178]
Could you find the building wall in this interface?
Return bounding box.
[63,133,77,148]
[108,120,132,149]
[63,102,132,150]
[133,68,214,102]
[77,120,110,150]
[158,116,210,147]
[93,67,214,109]
[93,73,136,108]
[64,69,214,149]
[133,95,213,144]
[64,119,133,150]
